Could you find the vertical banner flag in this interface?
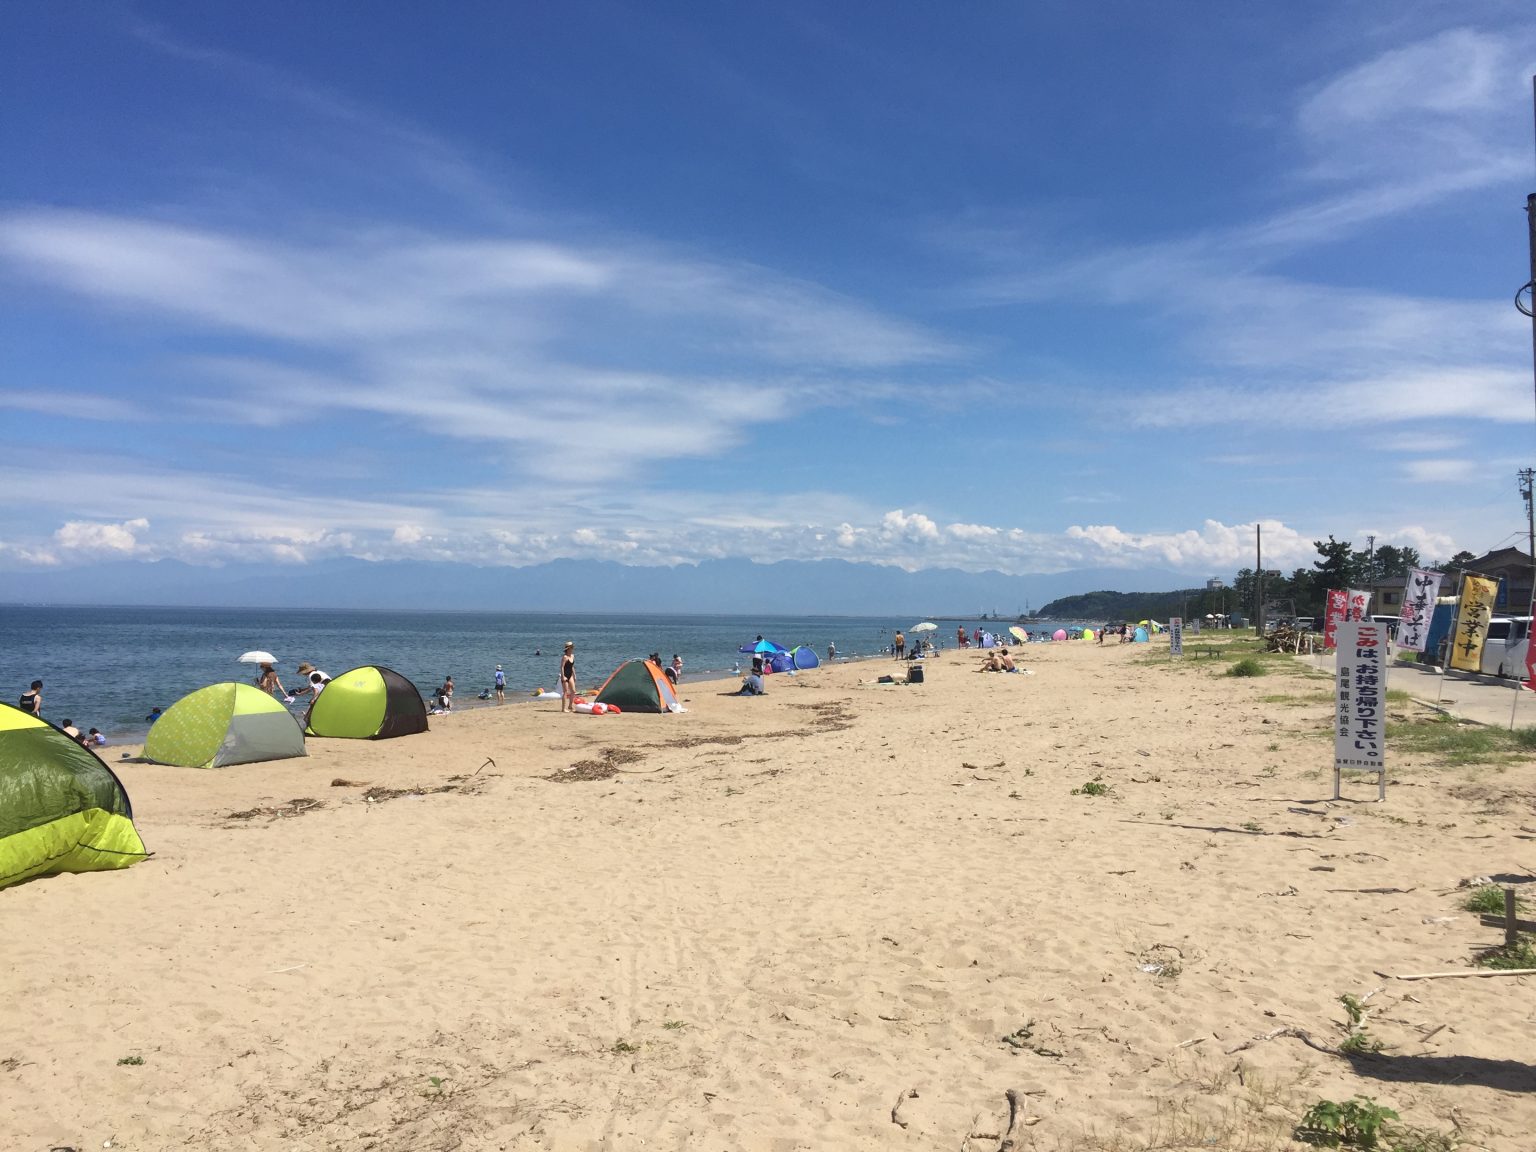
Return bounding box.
[1448,574,1499,673]
[1190,616,1201,635]
[1526,585,1536,690]
[1324,588,1348,648]
[1334,619,1387,801]
[1346,589,1370,621]
[1169,616,1183,656]
[1397,568,1443,653]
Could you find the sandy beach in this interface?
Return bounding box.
[5,638,1535,1151]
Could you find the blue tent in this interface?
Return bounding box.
[1134,626,1149,643]
[768,652,795,673]
[790,645,820,669]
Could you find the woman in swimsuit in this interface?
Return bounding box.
[560,642,576,713]
[256,663,288,699]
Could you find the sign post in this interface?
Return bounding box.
[1169,616,1183,658]
[1334,619,1387,802]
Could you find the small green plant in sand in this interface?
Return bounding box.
[1336,994,1384,1054]
[1227,657,1266,677]
[1072,777,1110,797]
[612,1039,640,1054]
[1389,714,1534,767]
[1460,885,1520,915]
[662,1019,687,1030]
[1294,1096,1397,1148]
[421,1074,447,1098]
[1241,820,1263,833]
[116,1055,144,1066]
[1475,933,1536,970]
[1161,809,1176,820]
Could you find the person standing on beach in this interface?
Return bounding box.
[256,662,291,701]
[894,630,905,660]
[560,642,576,712]
[827,641,836,661]
[19,679,42,716]
[436,676,454,711]
[494,664,506,703]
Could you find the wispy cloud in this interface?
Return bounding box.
[0,209,952,482]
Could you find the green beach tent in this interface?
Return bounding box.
[1,703,148,890]
[305,665,429,739]
[593,659,684,713]
[143,682,306,769]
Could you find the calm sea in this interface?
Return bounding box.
[0,606,1053,740]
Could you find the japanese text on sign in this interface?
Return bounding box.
[1334,620,1385,776]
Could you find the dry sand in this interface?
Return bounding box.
[4,639,1536,1151]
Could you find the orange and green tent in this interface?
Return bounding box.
[0,702,148,891]
[594,659,684,713]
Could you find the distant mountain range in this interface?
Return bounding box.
[4,557,1202,616]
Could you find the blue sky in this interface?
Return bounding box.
[4,1,1536,589]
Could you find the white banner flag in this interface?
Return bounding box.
[1396,568,1443,653]
[1169,617,1183,656]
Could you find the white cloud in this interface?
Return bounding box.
[0,210,951,481]
[1401,458,1478,482]
[53,517,149,553]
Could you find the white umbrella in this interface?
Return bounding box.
[238,650,278,664]
[910,622,938,632]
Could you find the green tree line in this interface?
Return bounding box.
[1038,539,1480,623]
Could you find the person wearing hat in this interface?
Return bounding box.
[493,663,506,704]
[294,662,330,698]
[559,642,576,713]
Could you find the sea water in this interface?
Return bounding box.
[1,605,1002,740]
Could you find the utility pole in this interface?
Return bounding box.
[1256,523,1265,635]
[1366,533,1376,588]
[1522,469,1535,607]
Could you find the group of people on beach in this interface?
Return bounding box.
[254,661,331,704]
[16,679,107,747]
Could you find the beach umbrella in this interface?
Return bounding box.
[738,639,787,654]
[1009,626,1027,642]
[910,622,938,633]
[238,650,278,664]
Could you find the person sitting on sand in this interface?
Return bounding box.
[86,727,107,746]
[61,718,82,742]
[739,672,766,695]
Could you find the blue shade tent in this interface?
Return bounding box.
[769,652,795,672]
[1134,627,1149,642]
[790,645,820,669]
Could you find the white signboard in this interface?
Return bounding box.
[1334,619,1387,800]
[1169,616,1183,656]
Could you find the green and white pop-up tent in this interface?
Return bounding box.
[305,665,429,739]
[1,702,148,890]
[143,682,306,769]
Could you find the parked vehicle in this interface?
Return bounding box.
[1479,616,1532,677]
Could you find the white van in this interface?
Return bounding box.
[1479,617,1532,677]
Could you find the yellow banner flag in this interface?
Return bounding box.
[1448,574,1500,672]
